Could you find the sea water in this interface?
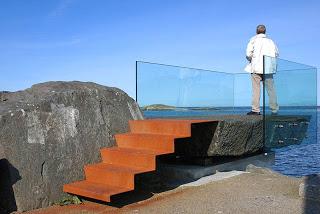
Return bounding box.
[270,108,319,177]
[143,107,320,177]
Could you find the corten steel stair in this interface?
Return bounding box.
[63,119,210,202]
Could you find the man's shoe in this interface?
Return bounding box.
[246,111,261,115]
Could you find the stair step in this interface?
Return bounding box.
[101,147,158,170]
[84,163,149,189]
[129,120,194,136]
[63,181,130,202]
[115,133,175,153]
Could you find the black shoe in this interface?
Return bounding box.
[246,111,261,115]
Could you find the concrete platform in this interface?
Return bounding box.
[135,152,275,191]
[158,152,275,184]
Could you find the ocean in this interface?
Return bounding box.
[143,107,320,177]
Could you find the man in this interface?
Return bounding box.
[245,24,279,115]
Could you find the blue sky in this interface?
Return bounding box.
[0,0,319,105]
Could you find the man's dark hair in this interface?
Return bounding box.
[256,25,266,34]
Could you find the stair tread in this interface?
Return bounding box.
[101,147,162,155]
[133,119,211,123]
[128,119,209,136]
[116,133,181,138]
[85,163,150,174]
[64,180,131,197]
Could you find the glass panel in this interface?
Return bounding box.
[137,61,234,118]
[263,56,318,176]
[233,73,254,114]
[137,62,265,117]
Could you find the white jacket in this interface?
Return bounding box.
[245,34,279,74]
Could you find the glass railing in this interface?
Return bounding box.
[136,61,252,118]
[233,72,254,114]
[263,56,317,149]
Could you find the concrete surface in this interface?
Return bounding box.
[24,168,320,214]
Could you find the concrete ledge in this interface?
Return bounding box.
[113,153,277,208]
[153,152,275,187]
[181,171,247,187]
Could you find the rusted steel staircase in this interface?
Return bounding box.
[63,119,209,202]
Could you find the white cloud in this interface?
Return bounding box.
[48,0,75,17]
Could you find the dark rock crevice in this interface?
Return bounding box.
[40,161,46,181]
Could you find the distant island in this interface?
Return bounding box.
[141,104,176,111]
[141,104,220,111]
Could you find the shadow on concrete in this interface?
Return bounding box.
[303,174,320,214]
[79,188,154,208]
[0,158,21,214]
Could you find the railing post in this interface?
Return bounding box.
[263,55,265,147]
[135,61,138,103]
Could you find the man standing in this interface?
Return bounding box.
[245,24,279,115]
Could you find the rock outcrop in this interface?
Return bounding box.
[0,81,143,212]
[175,115,263,157]
[172,114,310,158]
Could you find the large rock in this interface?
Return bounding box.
[175,115,263,157]
[172,114,310,158]
[0,81,143,212]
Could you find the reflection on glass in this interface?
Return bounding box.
[137,62,234,108]
[137,61,240,118]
